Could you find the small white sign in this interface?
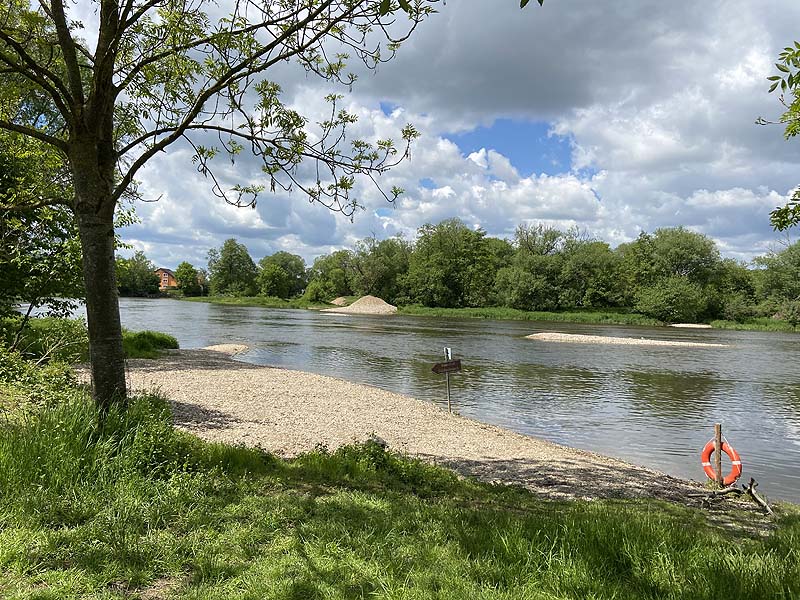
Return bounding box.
[444,347,452,360]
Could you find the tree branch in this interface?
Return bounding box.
[0,119,68,151]
[0,33,73,115]
[49,0,85,106]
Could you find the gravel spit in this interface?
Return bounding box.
[122,346,708,502]
[526,332,728,347]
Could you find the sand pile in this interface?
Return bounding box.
[330,296,349,306]
[322,295,397,315]
[526,332,727,348]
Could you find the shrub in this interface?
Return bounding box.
[0,316,89,363]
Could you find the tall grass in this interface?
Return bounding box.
[182,295,329,309]
[122,329,179,358]
[1,349,798,599]
[711,318,799,333]
[398,305,663,327]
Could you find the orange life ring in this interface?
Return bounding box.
[700,439,742,485]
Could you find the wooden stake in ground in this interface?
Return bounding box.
[714,423,723,487]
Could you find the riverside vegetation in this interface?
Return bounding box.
[136,221,800,331]
[1,341,799,600]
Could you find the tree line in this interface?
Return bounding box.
[127,218,800,325]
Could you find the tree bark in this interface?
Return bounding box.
[76,208,126,411]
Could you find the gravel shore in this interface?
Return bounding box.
[527,332,728,347]
[122,346,706,503]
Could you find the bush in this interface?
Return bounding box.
[0,316,89,363]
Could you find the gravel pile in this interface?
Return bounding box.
[322,295,397,315]
[330,296,349,306]
[526,332,728,347]
[121,346,707,502]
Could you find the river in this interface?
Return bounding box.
[114,297,800,501]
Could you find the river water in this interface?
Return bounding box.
[115,298,800,501]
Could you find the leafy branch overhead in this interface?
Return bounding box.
[762,42,800,231]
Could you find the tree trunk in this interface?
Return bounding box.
[76,209,127,411]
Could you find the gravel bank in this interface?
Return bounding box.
[124,346,706,503]
[527,332,728,347]
[322,295,397,315]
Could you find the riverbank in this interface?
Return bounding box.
[124,346,713,503]
[5,347,798,598]
[175,296,800,332]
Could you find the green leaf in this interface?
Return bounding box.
[777,63,791,73]
[520,0,530,6]
[379,0,391,16]
[398,0,411,12]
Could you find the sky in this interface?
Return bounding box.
[76,0,800,268]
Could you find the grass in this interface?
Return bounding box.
[710,318,799,333]
[1,349,798,599]
[397,305,664,327]
[182,295,329,310]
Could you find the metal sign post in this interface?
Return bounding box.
[432,348,461,413]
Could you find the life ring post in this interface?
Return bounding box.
[700,428,743,486]
[714,423,723,487]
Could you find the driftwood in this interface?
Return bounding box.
[690,478,774,516]
[688,485,741,499]
[743,478,774,515]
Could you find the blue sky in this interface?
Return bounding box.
[70,0,800,269]
[444,120,574,177]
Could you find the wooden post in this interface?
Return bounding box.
[714,423,723,487]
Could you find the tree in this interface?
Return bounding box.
[635,276,707,324]
[207,239,258,296]
[403,219,494,308]
[174,261,201,296]
[258,251,307,298]
[0,0,438,409]
[350,236,411,303]
[0,128,83,316]
[116,250,159,296]
[305,250,354,301]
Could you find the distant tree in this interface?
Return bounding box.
[494,225,565,311]
[116,251,159,297]
[403,219,494,308]
[559,239,622,308]
[207,239,258,296]
[351,236,411,304]
[174,262,201,297]
[305,250,354,301]
[635,277,707,323]
[258,252,307,298]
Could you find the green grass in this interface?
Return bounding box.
[397,305,663,327]
[122,330,179,359]
[710,318,800,333]
[1,350,798,599]
[182,295,330,310]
